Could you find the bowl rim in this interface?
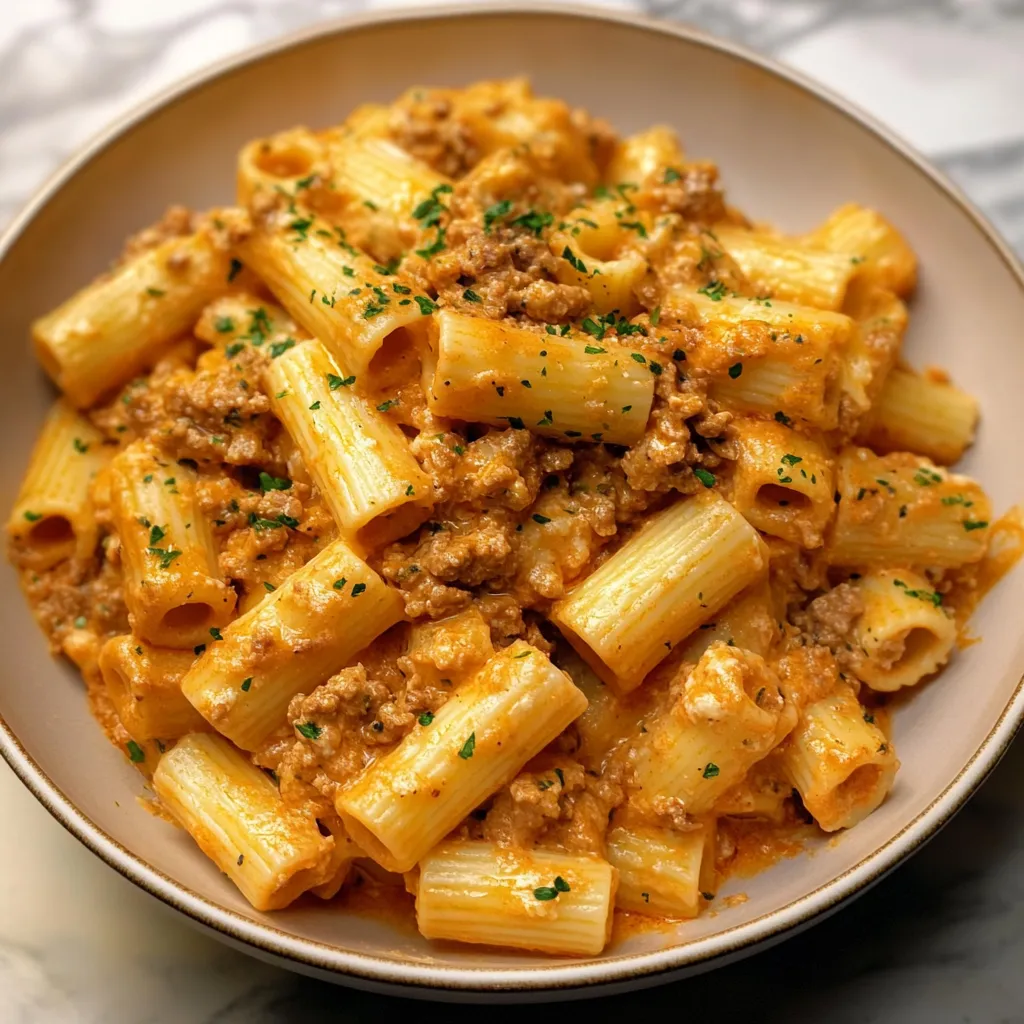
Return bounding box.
[2,0,1024,996]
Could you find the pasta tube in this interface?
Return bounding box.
[828,446,992,567]
[109,443,236,647]
[99,635,208,742]
[415,840,616,956]
[550,492,768,692]
[606,822,713,918]
[233,206,429,375]
[726,416,835,548]
[181,537,403,751]
[804,203,917,296]
[856,367,979,465]
[33,228,232,407]
[780,682,898,831]
[631,644,796,815]
[712,225,856,311]
[424,310,654,445]
[153,733,334,911]
[673,288,853,429]
[264,340,432,549]
[848,569,957,692]
[337,641,587,873]
[7,400,109,569]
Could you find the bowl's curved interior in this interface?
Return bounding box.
[1,6,1023,994]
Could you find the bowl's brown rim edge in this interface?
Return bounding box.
[2,0,1024,995]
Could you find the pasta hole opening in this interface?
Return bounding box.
[755,485,810,512]
[835,763,886,809]
[253,143,317,180]
[161,603,214,633]
[893,627,940,670]
[368,327,419,386]
[29,515,73,546]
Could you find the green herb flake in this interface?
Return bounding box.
[327,373,356,390]
[126,740,146,763]
[483,198,513,232]
[963,520,989,531]
[259,471,291,493]
[296,721,322,740]
[458,732,476,759]
[414,295,438,315]
[193,644,206,656]
[263,581,276,592]
[893,578,943,606]
[694,467,716,488]
[561,246,588,274]
[418,711,435,727]
[214,316,235,333]
[698,280,727,301]
[351,582,367,597]
[241,677,253,692]
[532,513,552,525]
[727,362,743,379]
[702,762,720,779]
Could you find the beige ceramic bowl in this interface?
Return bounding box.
[1,3,1023,1001]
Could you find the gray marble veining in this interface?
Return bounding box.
[2,1,1023,1021]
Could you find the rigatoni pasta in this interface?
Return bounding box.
[7,400,109,569]
[9,79,1012,957]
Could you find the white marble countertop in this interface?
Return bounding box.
[2,0,1024,1020]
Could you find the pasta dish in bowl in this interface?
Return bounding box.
[2,8,1023,995]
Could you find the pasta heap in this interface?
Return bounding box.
[8,80,1006,957]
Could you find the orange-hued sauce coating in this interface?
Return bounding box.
[7,77,1016,959]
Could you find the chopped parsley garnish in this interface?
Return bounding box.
[418,712,435,727]
[964,520,989,531]
[914,468,943,486]
[414,295,438,315]
[72,437,90,453]
[214,316,235,333]
[296,721,321,740]
[269,338,295,358]
[504,416,525,430]
[241,677,252,692]
[458,732,476,759]
[193,644,206,656]
[126,740,146,763]
[327,373,356,390]
[621,220,647,238]
[147,546,182,569]
[148,524,165,546]
[415,226,447,259]
[259,471,291,492]
[694,467,716,488]
[781,454,803,466]
[663,167,682,183]
[227,258,243,282]
[698,280,727,301]
[650,306,661,326]
[351,582,367,597]
[23,511,42,522]
[483,199,513,232]
[309,400,321,410]
[533,876,571,901]
[727,362,743,379]
[511,210,553,236]
[333,577,347,590]
[209,627,223,641]
[377,399,398,412]
[463,289,482,303]
[263,581,276,592]
[561,246,587,274]
[73,615,87,629]
[702,762,720,779]
[775,411,792,426]
[893,579,943,606]
[412,183,453,227]
[532,513,552,524]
